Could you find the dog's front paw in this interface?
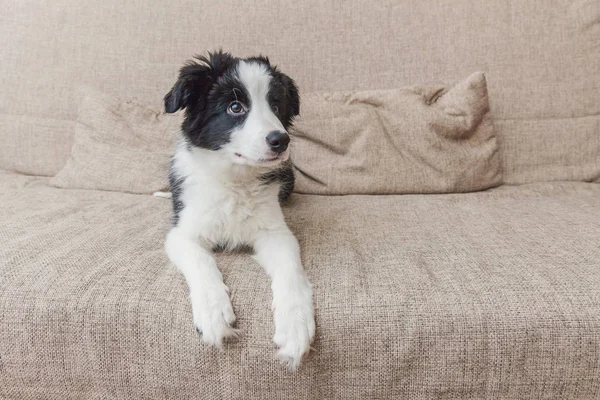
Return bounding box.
[190,285,239,349]
[272,284,315,371]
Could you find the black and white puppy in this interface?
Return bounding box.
[163,51,315,370]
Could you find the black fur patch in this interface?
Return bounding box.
[268,68,300,128]
[169,162,186,226]
[164,51,248,150]
[194,76,250,150]
[260,160,295,203]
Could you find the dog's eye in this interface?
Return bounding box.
[271,105,279,114]
[227,101,246,115]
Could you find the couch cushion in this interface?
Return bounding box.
[1,182,599,399]
[2,1,599,181]
[49,75,499,196]
[49,88,179,194]
[293,72,501,194]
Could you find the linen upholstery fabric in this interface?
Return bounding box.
[1,1,599,182]
[0,115,75,176]
[1,180,600,399]
[292,72,501,195]
[49,88,179,194]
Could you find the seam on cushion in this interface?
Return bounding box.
[494,112,600,122]
[504,159,600,170]
[0,169,48,178]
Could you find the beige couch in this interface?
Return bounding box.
[1,1,600,399]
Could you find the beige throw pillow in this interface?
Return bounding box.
[50,88,179,194]
[291,72,501,194]
[52,74,499,196]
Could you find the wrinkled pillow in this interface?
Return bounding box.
[52,74,499,196]
[291,72,501,195]
[50,87,180,194]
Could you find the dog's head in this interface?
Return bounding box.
[165,51,300,168]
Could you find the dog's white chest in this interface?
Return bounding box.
[212,184,273,245]
[220,184,262,223]
[181,178,276,247]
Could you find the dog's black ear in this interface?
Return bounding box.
[164,78,191,113]
[278,72,300,119]
[164,51,235,113]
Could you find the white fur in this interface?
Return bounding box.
[165,62,314,370]
[153,191,172,198]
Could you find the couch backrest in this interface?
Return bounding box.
[1,0,599,183]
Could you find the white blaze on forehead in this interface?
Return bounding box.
[236,60,285,134]
[229,60,287,164]
[237,60,272,108]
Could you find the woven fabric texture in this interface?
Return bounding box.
[292,72,501,194]
[1,180,599,399]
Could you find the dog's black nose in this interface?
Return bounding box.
[266,131,290,153]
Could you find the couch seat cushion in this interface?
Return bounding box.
[0,181,599,399]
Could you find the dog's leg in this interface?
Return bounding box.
[166,227,238,348]
[253,228,315,370]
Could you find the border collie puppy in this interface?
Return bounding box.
[163,51,315,370]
